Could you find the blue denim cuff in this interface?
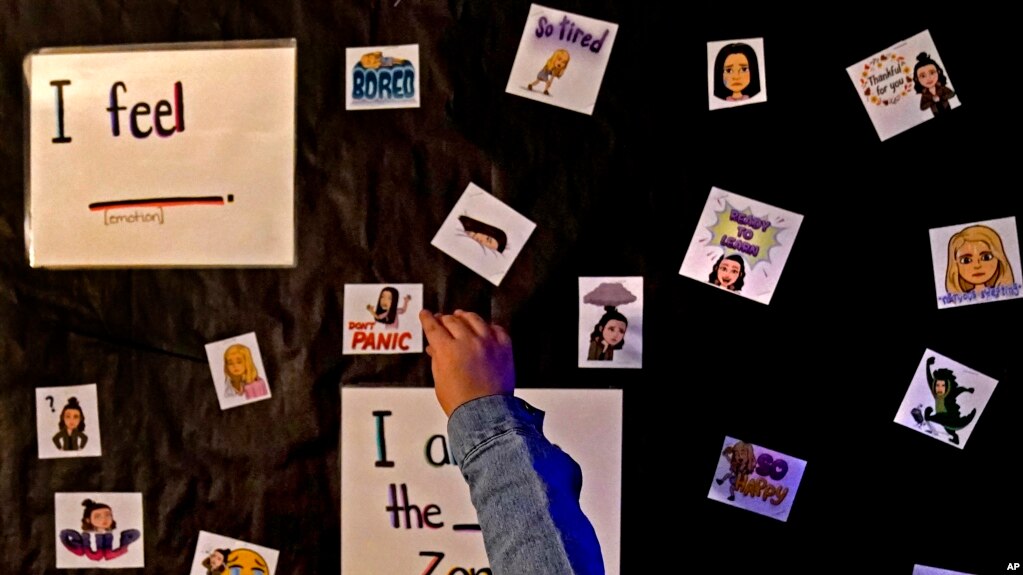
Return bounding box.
[447,394,545,464]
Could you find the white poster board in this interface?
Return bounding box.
[340,387,622,574]
[25,40,296,267]
[55,492,144,569]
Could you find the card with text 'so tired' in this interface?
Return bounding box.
[505,4,618,115]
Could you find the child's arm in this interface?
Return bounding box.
[422,310,604,575]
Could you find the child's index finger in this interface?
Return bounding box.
[420,309,454,345]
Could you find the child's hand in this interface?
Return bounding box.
[420,309,515,417]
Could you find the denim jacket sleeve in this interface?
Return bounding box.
[447,394,605,575]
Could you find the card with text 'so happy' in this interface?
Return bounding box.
[505,4,618,115]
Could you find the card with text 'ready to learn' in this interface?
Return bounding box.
[846,30,960,141]
[55,493,144,569]
[929,216,1021,309]
[25,40,296,267]
[505,4,618,115]
[894,350,998,449]
[913,565,977,575]
[431,183,536,286]
[343,284,423,354]
[707,437,806,522]
[204,332,273,410]
[578,277,643,369]
[345,44,420,110]
[678,187,803,305]
[707,37,767,110]
[36,384,102,459]
[189,531,280,575]
[341,387,623,574]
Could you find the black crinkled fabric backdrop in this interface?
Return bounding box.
[1,2,1019,573]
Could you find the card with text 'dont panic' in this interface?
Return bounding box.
[505,4,618,115]
[340,387,623,575]
[707,437,806,522]
[343,284,423,354]
[25,40,296,267]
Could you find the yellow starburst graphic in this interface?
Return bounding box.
[707,201,783,268]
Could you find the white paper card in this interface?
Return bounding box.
[431,183,536,286]
[55,492,144,568]
[36,384,102,459]
[707,38,767,110]
[25,41,296,267]
[894,349,998,449]
[928,216,1021,309]
[678,187,803,305]
[343,284,424,354]
[846,30,960,141]
[345,44,420,110]
[204,332,273,411]
[340,387,622,574]
[578,277,643,368]
[505,4,618,115]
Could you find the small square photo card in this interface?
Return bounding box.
[846,29,960,141]
[707,37,767,110]
[929,216,1021,309]
[913,566,976,575]
[36,384,102,459]
[189,531,280,575]
[345,43,420,110]
[343,284,423,354]
[894,350,998,449]
[55,492,144,569]
[678,187,803,305]
[505,4,619,115]
[431,183,536,286]
[578,277,642,369]
[707,437,806,522]
[204,332,272,410]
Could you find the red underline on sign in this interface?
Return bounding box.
[89,195,231,211]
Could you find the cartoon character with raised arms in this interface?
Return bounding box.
[366,286,411,329]
[923,356,976,445]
